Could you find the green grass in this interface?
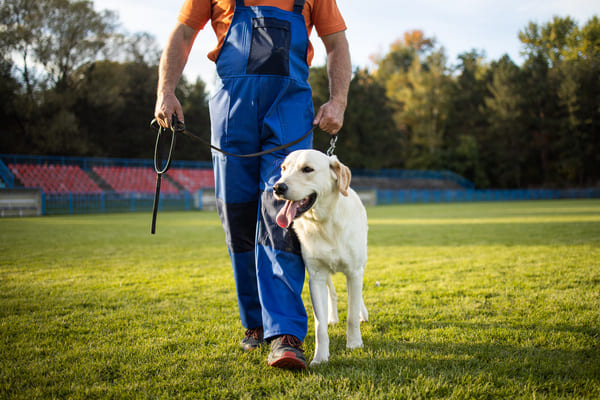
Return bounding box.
[1,200,599,399]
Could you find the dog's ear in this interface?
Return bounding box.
[329,156,351,196]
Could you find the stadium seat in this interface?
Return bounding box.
[169,168,215,192]
[9,163,103,194]
[93,166,179,194]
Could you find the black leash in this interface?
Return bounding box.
[150,116,326,234]
[150,118,316,159]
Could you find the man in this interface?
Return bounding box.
[154,0,351,370]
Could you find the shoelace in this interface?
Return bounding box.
[245,327,263,340]
[280,335,304,352]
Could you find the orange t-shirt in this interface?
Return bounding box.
[177,0,346,64]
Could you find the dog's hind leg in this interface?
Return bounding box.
[326,273,339,325]
[345,272,364,349]
[309,272,330,366]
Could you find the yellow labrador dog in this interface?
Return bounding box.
[273,149,368,366]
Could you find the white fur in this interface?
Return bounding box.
[274,149,368,366]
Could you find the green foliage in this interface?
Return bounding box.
[1,200,599,398]
[310,67,399,168]
[364,18,600,188]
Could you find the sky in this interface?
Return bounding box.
[93,0,599,90]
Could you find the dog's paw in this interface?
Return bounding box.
[309,357,328,367]
[346,340,363,350]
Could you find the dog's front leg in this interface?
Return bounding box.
[308,271,330,366]
[346,272,364,349]
[326,273,339,325]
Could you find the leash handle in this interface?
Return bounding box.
[150,116,178,234]
[152,118,177,175]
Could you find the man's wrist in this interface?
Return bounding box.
[329,96,347,109]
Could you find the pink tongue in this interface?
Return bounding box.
[276,200,299,228]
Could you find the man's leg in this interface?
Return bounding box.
[213,154,263,333]
[256,159,309,369]
[210,81,264,346]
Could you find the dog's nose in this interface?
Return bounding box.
[273,182,288,196]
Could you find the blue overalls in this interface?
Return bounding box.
[209,0,313,342]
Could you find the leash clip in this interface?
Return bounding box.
[326,134,338,157]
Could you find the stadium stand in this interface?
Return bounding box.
[5,153,595,217]
[169,168,215,193]
[9,164,103,194]
[92,166,180,194]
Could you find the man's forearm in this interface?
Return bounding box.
[155,23,197,127]
[157,23,198,96]
[313,31,351,134]
[325,31,351,107]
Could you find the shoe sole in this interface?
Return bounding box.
[268,351,307,370]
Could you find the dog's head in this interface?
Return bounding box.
[273,149,351,228]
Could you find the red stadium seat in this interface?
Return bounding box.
[93,166,179,194]
[9,163,103,194]
[169,168,215,192]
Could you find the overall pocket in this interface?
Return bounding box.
[247,17,291,76]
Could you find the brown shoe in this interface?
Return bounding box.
[240,327,265,352]
[267,335,306,370]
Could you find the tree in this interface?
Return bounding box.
[1,0,120,155]
[0,58,25,153]
[71,60,159,158]
[554,17,600,185]
[519,16,577,68]
[179,78,211,161]
[1,0,117,92]
[444,50,490,187]
[484,55,527,187]
[518,16,599,186]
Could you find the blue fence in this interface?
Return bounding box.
[376,188,600,205]
[41,188,600,215]
[354,168,475,189]
[42,192,199,216]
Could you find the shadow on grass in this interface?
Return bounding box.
[311,320,600,397]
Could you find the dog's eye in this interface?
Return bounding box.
[302,166,314,173]
[281,165,287,172]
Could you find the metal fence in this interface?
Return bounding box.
[42,192,199,215]
[39,188,600,215]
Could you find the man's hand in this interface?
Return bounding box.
[155,92,184,129]
[313,99,345,135]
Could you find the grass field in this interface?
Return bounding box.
[1,200,599,399]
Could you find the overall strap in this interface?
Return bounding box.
[293,0,306,14]
[236,0,244,7]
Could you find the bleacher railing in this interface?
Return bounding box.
[0,158,15,188]
[1,154,212,170]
